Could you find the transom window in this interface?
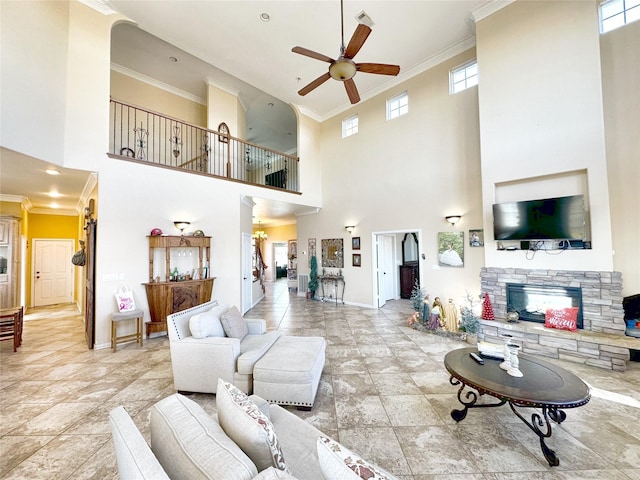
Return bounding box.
[342,114,358,138]
[450,61,478,94]
[600,0,640,33]
[387,91,408,120]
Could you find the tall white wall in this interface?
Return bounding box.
[95,159,246,347]
[1,1,69,165]
[297,49,484,307]
[476,1,613,271]
[601,21,640,295]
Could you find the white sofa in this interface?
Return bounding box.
[109,390,400,480]
[167,301,281,394]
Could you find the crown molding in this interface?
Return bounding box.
[471,0,516,23]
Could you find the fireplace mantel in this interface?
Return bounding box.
[479,267,633,371]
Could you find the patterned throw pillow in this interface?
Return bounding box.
[316,436,399,480]
[220,306,249,340]
[544,307,579,332]
[216,379,290,473]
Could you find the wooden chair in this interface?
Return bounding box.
[0,306,23,352]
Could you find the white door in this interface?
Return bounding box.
[376,234,395,307]
[241,233,252,314]
[33,239,74,307]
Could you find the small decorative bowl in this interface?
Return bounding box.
[506,311,520,323]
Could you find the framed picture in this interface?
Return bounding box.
[438,231,464,267]
[469,229,484,247]
[352,237,361,250]
[352,253,361,267]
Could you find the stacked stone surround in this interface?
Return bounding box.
[479,267,636,371]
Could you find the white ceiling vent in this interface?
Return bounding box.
[355,11,374,28]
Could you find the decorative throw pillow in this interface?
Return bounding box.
[316,436,399,480]
[216,379,290,473]
[220,305,249,340]
[189,311,225,338]
[544,307,579,332]
[251,467,300,480]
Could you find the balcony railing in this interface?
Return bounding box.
[109,98,299,193]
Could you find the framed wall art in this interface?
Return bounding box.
[352,237,360,250]
[352,253,361,267]
[438,231,464,267]
[321,238,344,268]
[469,229,484,247]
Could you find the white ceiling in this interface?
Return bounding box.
[2,0,502,223]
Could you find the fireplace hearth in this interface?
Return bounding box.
[506,283,583,329]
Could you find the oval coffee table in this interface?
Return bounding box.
[444,347,591,466]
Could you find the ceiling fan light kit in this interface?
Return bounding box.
[292,0,400,104]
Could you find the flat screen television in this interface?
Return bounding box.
[493,195,586,241]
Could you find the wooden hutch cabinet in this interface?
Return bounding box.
[0,216,20,309]
[142,235,215,336]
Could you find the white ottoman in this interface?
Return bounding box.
[253,336,326,410]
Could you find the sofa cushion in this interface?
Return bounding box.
[150,393,258,480]
[221,306,249,340]
[252,467,301,480]
[109,406,170,480]
[217,379,290,473]
[316,436,399,480]
[190,311,225,338]
[237,331,281,375]
[209,303,230,318]
[268,404,324,480]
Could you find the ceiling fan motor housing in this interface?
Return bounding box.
[329,58,357,81]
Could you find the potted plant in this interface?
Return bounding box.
[460,291,480,343]
[308,255,319,299]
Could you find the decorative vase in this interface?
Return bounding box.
[507,344,523,377]
[499,334,513,370]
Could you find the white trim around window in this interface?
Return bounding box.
[449,60,478,94]
[600,0,640,33]
[386,91,408,120]
[342,114,358,138]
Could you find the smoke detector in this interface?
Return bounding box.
[355,10,374,28]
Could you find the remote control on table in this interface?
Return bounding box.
[469,352,484,364]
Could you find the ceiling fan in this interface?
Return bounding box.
[292,0,400,104]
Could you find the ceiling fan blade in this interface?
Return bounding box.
[298,72,331,96]
[344,24,372,59]
[344,78,360,104]
[356,63,401,76]
[291,46,334,64]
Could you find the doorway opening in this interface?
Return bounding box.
[373,229,422,308]
[273,242,288,282]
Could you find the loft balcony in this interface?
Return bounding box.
[108,98,300,193]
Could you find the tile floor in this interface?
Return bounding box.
[1,279,640,479]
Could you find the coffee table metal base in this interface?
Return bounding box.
[444,348,590,468]
[449,376,565,466]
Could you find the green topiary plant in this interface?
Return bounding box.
[308,255,319,297]
[460,291,480,334]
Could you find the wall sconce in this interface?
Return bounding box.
[445,215,461,226]
[345,225,355,234]
[174,221,190,235]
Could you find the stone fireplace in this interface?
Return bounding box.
[480,267,624,334]
[478,267,633,371]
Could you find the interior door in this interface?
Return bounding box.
[84,219,96,349]
[241,232,252,314]
[32,239,74,307]
[376,234,395,307]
